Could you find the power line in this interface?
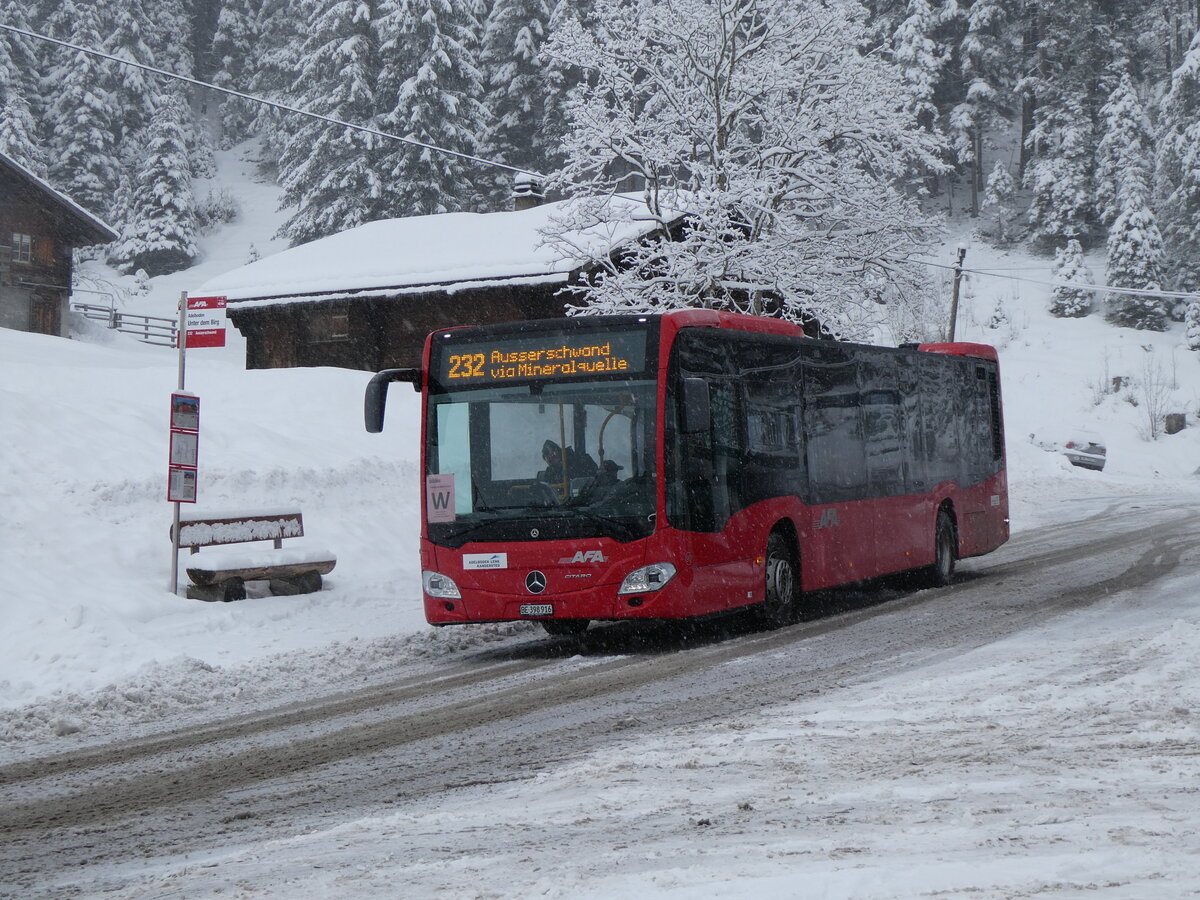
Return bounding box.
[0,21,545,182]
[896,255,1200,301]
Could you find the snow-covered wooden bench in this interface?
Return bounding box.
[174,509,336,602]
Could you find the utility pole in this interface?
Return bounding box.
[947,245,967,342]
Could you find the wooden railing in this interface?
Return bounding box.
[72,302,179,347]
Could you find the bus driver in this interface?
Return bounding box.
[537,440,597,487]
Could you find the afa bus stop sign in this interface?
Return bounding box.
[183,295,227,348]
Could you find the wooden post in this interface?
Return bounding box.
[947,246,967,342]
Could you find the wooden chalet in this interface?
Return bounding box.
[0,150,117,337]
[196,191,679,372]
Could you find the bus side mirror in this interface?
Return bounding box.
[365,368,421,433]
[680,377,710,434]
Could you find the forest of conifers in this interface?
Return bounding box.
[2,0,1200,337]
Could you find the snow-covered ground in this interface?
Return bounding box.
[4,148,1200,895]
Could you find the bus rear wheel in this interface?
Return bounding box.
[926,509,957,587]
[541,619,589,637]
[758,531,798,629]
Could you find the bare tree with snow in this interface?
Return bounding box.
[541,0,945,340]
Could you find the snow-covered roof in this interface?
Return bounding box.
[197,194,670,307]
[0,149,118,244]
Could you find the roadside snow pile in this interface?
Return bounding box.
[0,623,535,752]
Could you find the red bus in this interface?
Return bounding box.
[366,310,1008,634]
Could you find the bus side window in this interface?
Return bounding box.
[860,351,903,498]
[963,365,993,482]
[919,355,961,486]
[803,347,866,504]
[708,379,741,528]
[987,367,1005,465]
[896,355,926,490]
[741,343,804,506]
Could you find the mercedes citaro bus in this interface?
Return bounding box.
[366,310,1008,634]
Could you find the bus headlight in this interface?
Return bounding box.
[618,562,677,595]
[422,570,461,599]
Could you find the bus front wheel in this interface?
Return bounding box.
[759,531,799,629]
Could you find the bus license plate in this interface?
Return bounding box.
[520,603,553,617]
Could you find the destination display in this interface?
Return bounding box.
[435,329,650,385]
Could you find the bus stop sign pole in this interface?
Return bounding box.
[169,292,188,594]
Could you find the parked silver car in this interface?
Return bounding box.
[1031,430,1108,471]
[1062,431,1107,471]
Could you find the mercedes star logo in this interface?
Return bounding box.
[525,570,547,594]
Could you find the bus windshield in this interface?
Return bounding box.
[427,378,658,547]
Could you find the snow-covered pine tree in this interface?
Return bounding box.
[248,0,308,163]
[1,0,41,101]
[210,0,260,148]
[948,0,1016,215]
[0,7,46,175]
[143,0,195,79]
[983,159,1016,242]
[137,0,217,181]
[1094,71,1153,228]
[542,0,945,339]
[1184,300,1200,349]
[1156,29,1200,290]
[988,295,1008,329]
[374,0,489,216]
[109,93,198,276]
[890,0,949,133]
[1013,0,1145,245]
[104,0,159,146]
[538,0,596,175]
[0,90,44,174]
[43,2,122,218]
[1024,94,1094,247]
[137,0,216,179]
[479,0,554,206]
[276,0,383,245]
[1105,165,1167,330]
[1050,239,1094,317]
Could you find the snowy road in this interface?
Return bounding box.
[2,497,1197,898]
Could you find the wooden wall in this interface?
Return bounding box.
[228,282,573,372]
[0,168,73,336]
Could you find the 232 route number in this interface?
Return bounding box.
[448,352,485,379]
